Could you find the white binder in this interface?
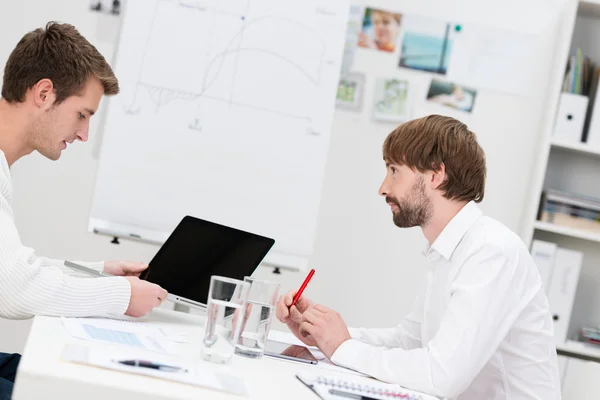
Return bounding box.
[530,239,558,291]
[546,248,583,345]
[553,93,589,144]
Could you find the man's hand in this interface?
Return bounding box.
[300,304,351,359]
[276,289,316,347]
[124,277,168,317]
[104,261,148,277]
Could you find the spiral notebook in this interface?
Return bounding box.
[296,372,441,400]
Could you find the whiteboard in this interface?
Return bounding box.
[89,0,349,271]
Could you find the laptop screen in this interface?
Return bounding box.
[140,215,275,305]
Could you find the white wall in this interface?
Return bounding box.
[0,0,565,354]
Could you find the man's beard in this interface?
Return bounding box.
[386,176,432,228]
[30,108,61,161]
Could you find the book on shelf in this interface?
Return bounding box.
[538,189,600,233]
[562,48,597,96]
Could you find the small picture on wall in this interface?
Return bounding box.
[89,0,123,16]
[336,72,366,112]
[358,8,402,53]
[399,15,457,75]
[426,79,476,113]
[372,78,411,122]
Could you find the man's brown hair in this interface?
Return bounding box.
[383,115,486,203]
[1,21,119,104]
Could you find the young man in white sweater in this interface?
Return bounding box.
[0,22,168,397]
[277,115,561,399]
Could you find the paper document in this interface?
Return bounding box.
[62,317,181,353]
[61,343,250,397]
[447,24,537,95]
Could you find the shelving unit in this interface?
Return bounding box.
[551,138,600,156]
[525,0,600,376]
[558,340,600,363]
[534,221,600,244]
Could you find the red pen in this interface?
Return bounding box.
[291,268,315,307]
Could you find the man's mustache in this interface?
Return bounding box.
[386,196,399,207]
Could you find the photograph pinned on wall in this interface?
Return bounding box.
[372,78,411,122]
[398,16,458,75]
[89,0,123,16]
[426,79,477,113]
[358,8,402,53]
[336,72,366,112]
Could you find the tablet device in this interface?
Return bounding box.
[140,215,275,309]
[264,340,318,365]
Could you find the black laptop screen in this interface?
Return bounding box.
[140,215,275,305]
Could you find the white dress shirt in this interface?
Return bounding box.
[331,201,561,400]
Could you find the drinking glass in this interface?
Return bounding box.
[235,276,281,358]
[201,276,249,364]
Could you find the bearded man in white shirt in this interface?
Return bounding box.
[276,115,561,400]
[0,22,168,398]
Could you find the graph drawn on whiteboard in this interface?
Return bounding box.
[90,0,347,271]
[121,0,337,137]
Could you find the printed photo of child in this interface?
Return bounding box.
[358,8,402,53]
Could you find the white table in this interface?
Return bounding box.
[11,309,360,399]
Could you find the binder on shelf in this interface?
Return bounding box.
[546,248,583,345]
[530,240,557,291]
[553,93,589,144]
[584,70,600,148]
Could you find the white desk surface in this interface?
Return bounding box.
[12,309,363,399]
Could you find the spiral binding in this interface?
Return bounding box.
[315,375,423,399]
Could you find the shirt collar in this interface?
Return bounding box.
[425,201,483,261]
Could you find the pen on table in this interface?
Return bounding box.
[329,388,377,400]
[115,359,188,373]
[291,268,315,307]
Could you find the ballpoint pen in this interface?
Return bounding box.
[291,268,315,307]
[115,359,188,373]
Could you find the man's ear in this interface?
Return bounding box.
[430,162,446,190]
[32,79,56,110]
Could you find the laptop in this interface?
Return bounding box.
[138,215,275,310]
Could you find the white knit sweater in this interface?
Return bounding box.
[0,150,131,319]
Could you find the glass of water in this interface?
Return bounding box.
[235,276,281,358]
[201,276,249,364]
